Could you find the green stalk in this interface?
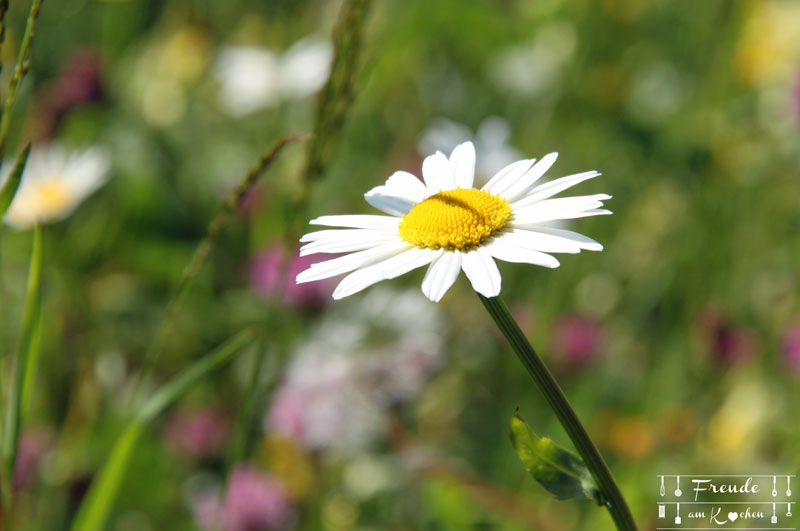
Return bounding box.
[0,144,32,371]
[1,223,42,524]
[299,0,373,203]
[477,294,637,531]
[0,0,44,159]
[71,329,255,531]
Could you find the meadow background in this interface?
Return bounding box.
[1,0,799,529]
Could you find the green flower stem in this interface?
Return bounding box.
[1,223,42,526]
[478,294,637,531]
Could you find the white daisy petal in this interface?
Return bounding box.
[364,170,431,216]
[513,209,613,227]
[311,215,400,230]
[511,194,612,225]
[485,238,560,268]
[461,247,501,298]
[494,229,582,254]
[364,192,415,217]
[449,142,476,189]
[332,247,440,299]
[297,241,410,283]
[422,151,456,192]
[482,158,536,195]
[526,226,603,251]
[421,250,463,302]
[500,152,559,202]
[299,228,396,243]
[300,236,398,256]
[511,171,601,208]
[384,170,431,201]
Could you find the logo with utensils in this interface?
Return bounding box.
[657,475,796,529]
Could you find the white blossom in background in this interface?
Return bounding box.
[1,144,110,229]
[278,38,334,99]
[489,21,577,97]
[418,116,521,184]
[215,47,281,116]
[266,288,444,453]
[215,37,332,117]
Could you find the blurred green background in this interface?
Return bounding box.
[1,0,799,529]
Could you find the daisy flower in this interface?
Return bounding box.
[2,144,110,229]
[296,141,610,302]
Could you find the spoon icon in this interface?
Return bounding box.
[773,476,778,497]
[675,476,682,497]
[787,476,792,497]
[660,476,665,496]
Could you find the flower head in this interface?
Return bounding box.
[297,141,609,302]
[781,322,800,373]
[164,407,231,458]
[192,465,295,531]
[2,144,110,229]
[552,314,603,368]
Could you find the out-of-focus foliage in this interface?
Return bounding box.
[0,0,798,529]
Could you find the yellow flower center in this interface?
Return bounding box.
[399,188,511,250]
[35,181,72,214]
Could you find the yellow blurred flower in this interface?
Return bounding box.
[608,415,657,461]
[2,144,110,229]
[707,381,771,462]
[735,0,800,85]
[258,435,315,500]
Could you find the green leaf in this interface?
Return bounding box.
[509,410,602,505]
[0,143,31,218]
[70,329,255,531]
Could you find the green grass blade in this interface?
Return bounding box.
[1,222,42,520]
[69,421,145,531]
[0,143,31,217]
[20,306,42,414]
[70,329,255,531]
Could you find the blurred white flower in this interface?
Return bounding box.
[215,47,280,116]
[489,21,577,97]
[417,116,521,183]
[278,37,334,99]
[215,37,332,116]
[2,144,110,229]
[267,288,444,453]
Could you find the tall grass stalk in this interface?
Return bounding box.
[130,134,304,403]
[298,0,373,207]
[0,0,44,159]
